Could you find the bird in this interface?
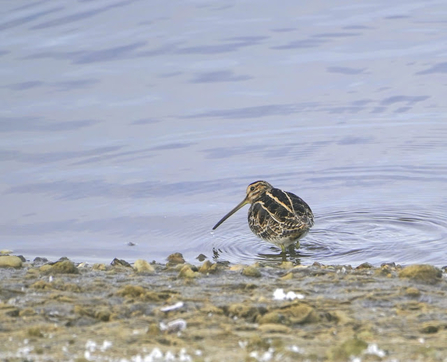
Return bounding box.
[212,180,314,253]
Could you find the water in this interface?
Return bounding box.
[1,0,446,266]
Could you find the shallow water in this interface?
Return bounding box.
[1,1,446,266]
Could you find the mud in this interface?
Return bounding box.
[0,254,446,362]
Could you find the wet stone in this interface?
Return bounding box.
[198,260,217,274]
[226,303,265,321]
[167,253,185,266]
[420,323,439,334]
[241,266,261,278]
[178,265,198,278]
[95,308,112,322]
[0,256,446,361]
[196,253,207,262]
[0,255,23,269]
[398,264,442,284]
[405,287,421,297]
[111,258,132,268]
[41,260,79,274]
[257,311,284,325]
[133,259,155,274]
[0,304,20,317]
[116,285,147,298]
[92,263,107,271]
[281,303,319,324]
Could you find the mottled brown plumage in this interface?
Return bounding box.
[212,181,314,252]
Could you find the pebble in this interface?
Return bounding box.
[405,287,421,297]
[257,311,284,324]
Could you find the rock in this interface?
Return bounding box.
[420,323,439,334]
[95,308,111,322]
[398,264,442,284]
[111,258,132,268]
[247,335,270,350]
[167,253,185,266]
[33,257,49,265]
[31,280,52,289]
[356,262,373,269]
[405,287,421,297]
[92,263,107,271]
[282,303,318,324]
[0,304,19,317]
[196,253,207,262]
[117,285,146,298]
[198,260,217,274]
[241,266,261,278]
[226,303,263,321]
[257,311,284,325]
[27,327,44,338]
[19,308,37,317]
[41,260,78,274]
[133,259,155,273]
[0,255,23,268]
[178,265,198,278]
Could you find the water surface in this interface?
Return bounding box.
[1,1,446,266]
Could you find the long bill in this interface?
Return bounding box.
[212,197,249,230]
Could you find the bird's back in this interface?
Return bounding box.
[248,187,314,244]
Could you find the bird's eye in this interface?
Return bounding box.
[250,186,255,191]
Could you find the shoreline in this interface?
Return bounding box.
[0,254,446,362]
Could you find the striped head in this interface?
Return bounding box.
[212,180,272,230]
[245,180,273,203]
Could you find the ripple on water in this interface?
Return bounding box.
[211,208,447,267]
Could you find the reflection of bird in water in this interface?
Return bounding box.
[212,181,314,253]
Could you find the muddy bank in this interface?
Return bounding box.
[0,254,446,362]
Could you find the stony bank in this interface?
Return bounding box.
[0,254,446,362]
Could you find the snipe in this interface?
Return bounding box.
[212,180,314,253]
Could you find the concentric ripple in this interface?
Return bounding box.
[211,207,447,266]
